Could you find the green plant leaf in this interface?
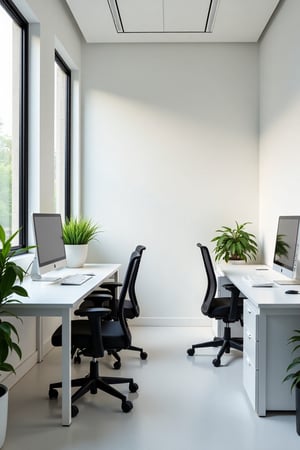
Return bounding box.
[211,221,257,262]
[62,217,102,245]
[0,225,26,375]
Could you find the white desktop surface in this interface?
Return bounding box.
[220,264,300,308]
[219,263,300,416]
[5,263,120,426]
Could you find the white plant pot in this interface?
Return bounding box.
[65,244,88,268]
[0,385,8,449]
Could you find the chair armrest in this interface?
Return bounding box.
[74,307,111,318]
[101,281,123,288]
[81,293,115,313]
[89,288,112,296]
[100,281,123,298]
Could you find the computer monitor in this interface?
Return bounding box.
[273,215,300,279]
[32,213,66,280]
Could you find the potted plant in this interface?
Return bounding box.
[211,221,258,263]
[62,217,101,268]
[283,329,300,435]
[0,225,29,448]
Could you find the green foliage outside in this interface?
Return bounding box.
[0,129,12,232]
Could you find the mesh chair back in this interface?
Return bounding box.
[197,243,217,316]
[118,250,141,344]
[127,245,146,317]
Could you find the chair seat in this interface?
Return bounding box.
[209,297,243,321]
[52,319,129,355]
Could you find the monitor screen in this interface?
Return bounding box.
[273,216,300,278]
[33,213,66,275]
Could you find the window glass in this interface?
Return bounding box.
[0,0,27,245]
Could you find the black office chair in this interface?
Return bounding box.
[48,251,141,417]
[187,243,244,367]
[79,245,147,369]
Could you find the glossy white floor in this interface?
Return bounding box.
[4,326,300,450]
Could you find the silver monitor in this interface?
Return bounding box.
[273,215,300,279]
[32,213,66,279]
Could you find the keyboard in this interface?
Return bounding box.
[60,274,93,285]
[243,274,274,287]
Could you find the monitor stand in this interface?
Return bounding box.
[30,257,61,282]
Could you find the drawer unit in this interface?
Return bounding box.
[244,324,257,365]
[243,353,258,411]
[244,300,258,336]
[243,299,259,412]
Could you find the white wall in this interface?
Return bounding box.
[259,0,300,270]
[82,43,259,325]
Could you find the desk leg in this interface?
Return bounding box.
[61,309,72,426]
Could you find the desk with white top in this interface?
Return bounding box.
[220,263,300,416]
[5,263,120,426]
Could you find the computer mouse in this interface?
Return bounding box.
[285,289,300,294]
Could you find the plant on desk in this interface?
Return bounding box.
[62,217,102,268]
[211,221,258,263]
[0,225,29,448]
[283,329,300,435]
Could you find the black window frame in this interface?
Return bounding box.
[54,50,71,220]
[0,0,28,250]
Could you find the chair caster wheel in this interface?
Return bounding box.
[187,348,195,356]
[113,361,121,370]
[72,405,79,417]
[129,381,139,393]
[74,355,81,364]
[213,358,221,367]
[140,351,148,360]
[122,400,133,413]
[49,388,58,399]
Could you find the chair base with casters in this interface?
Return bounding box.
[48,306,139,417]
[187,323,243,367]
[49,358,138,417]
[107,345,148,370]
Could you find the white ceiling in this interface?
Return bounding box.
[65,0,282,44]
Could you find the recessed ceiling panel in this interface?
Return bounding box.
[164,0,212,32]
[111,0,217,33]
[117,0,163,32]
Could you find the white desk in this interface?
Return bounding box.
[220,263,300,416]
[6,263,120,426]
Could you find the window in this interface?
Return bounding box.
[0,0,28,247]
[54,51,71,219]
